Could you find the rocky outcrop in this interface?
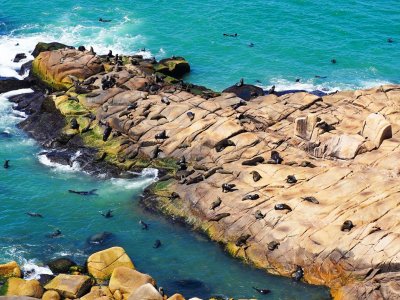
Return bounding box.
[87,247,134,281]
[31,42,73,58]
[155,57,190,78]
[109,267,156,298]
[46,258,76,274]
[27,47,400,299]
[0,262,21,279]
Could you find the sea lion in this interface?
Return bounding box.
[210,197,222,210]
[215,139,235,152]
[26,212,43,218]
[209,213,230,222]
[47,229,62,238]
[268,85,275,94]
[68,189,98,196]
[255,210,265,220]
[107,50,114,58]
[186,175,204,185]
[177,157,187,171]
[242,156,265,166]
[302,196,319,204]
[158,287,165,297]
[388,38,394,43]
[274,203,292,211]
[150,114,167,121]
[295,78,301,82]
[78,45,86,51]
[99,18,112,22]
[88,232,112,245]
[153,239,162,248]
[271,151,283,164]
[231,99,247,110]
[292,266,304,282]
[100,210,113,218]
[331,59,337,64]
[341,220,354,232]
[222,183,236,193]
[127,103,138,110]
[139,220,149,230]
[3,160,10,169]
[316,121,335,132]
[242,194,259,201]
[268,241,280,251]
[103,124,112,141]
[169,192,180,200]
[286,175,297,184]
[187,111,195,121]
[248,43,254,47]
[250,170,262,182]
[315,75,327,79]
[161,96,170,105]
[300,161,316,168]
[70,118,79,130]
[88,46,96,55]
[253,287,271,295]
[235,234,251,247]
[223,33,238,37]
[236,78,244,87]
[155,130,168,140]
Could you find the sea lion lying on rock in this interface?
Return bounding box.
[274,203,292,211]
[242,194,259,201]
[209,213,230,222]
[341,220,355,232]
[215,139,235,152]
[210,197,222,210]
[222,183,236,193]
[235,234,251,247]
[242,156,264,166]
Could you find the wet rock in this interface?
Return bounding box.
[222,84,263,101]
[155,57,190,78]
[47,258,76,274]
[31,42,73,57]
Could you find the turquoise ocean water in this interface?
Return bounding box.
[0,0,398,298]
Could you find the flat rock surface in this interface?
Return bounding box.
[32,49,400,300]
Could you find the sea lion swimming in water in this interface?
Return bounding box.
[3,160,10,169]
[253,287,271,295]
[47,229,62,238]
[88,232,112,245]
[210,197,222,210]
[388,38,394,43]
[68,189,98,196]
[99,18,112,22]
[153,239,162,248]
[223,33,238,37]
[139,220,149,230]
[26,212,43,218]
[331,59,337,64]
[100,210,113,218]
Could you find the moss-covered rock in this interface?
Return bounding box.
[154,57,190,78]
[47,258,76,274]
[32,42,73,57]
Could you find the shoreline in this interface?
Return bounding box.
[3,42,400,299]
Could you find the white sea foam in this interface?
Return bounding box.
[262,77,394,94]
[111,168,158,190]
[22,260,53,280]
[0,89,33,131]
[37,151,82,173]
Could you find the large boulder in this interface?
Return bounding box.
[32,49,104,90]
[108,267,156,297]
[361,113,392,148]
[127,283,162,300]
[167,294,185,300]
[44,274,92,298]
[46,258,76,274]
[4,278,43,298]
[87,247,134,281]
[155,57,190,78]
[31,42,73,57]
[0,261,21,279]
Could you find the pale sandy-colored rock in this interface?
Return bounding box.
[108,267,155,297]
[5,278,43,298]
[361,113,392,148]
[126,283,162,300]
[0,261,21,278]
[44,274,92,298]
[87,247,134,281]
